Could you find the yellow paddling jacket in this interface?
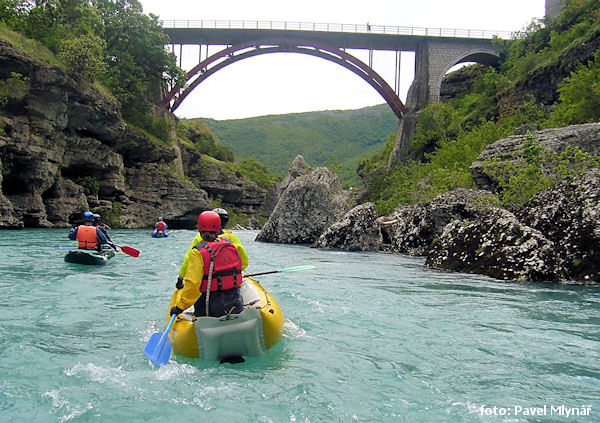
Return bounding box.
[178,230,249,278]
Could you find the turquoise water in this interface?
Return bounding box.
[1,229,599,422]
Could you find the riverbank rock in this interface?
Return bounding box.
[380,188,492,256]
[470,123,600,192]
[256,165,351,244]
[425,208,566,282]
[312,202,381,251]
[517,169,600,283]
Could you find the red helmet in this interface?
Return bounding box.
[197,211,221,232]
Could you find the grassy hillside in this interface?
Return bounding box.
[189,104,398,186]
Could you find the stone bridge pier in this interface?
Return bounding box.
[390,38,503,163]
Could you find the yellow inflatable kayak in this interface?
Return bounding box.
[166,277,284,361]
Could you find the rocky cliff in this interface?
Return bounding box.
[0,39,270,229]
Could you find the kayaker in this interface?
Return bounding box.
[68,211,109,252]
[93,213,118,251]
[170,211,244,318]
[175,207,248,289]
[155,216,168,233]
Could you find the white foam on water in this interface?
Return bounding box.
[43,389,93,422]
[155,362,197,380]
[64,362,127,386]
[284,319,309,338]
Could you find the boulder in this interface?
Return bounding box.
[425,208,566,282]
[312,202,382,251]
[256,166,351,244]
[517,170,600,283]
[380,188,492,256]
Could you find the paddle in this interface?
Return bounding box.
[117,245,140,257]
[245,265,315,278]
[57,245,139,257]
[143,314,177,367]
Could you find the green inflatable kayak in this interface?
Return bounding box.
[64,249,115,265]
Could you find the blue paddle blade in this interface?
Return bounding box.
[143,332,172,366]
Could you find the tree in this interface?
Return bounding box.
[95,0,185,122]
[58,34,106,81]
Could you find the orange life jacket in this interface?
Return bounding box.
[156,221,166,231]
[77,225,98,249]
[195,240,243,292]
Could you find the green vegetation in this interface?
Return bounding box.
[547,50,600,126]
[362,0,600,215]
[237,158,278,189]
[73,176,99,196]
[197,104,398,187]
[57,34,106,81]
[97,201,123,228]
[0,71,28,105]
[484,133,600,210]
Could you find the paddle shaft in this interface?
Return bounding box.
[245,270,279,277]
[245,265,315,278]
[157,315,177,351]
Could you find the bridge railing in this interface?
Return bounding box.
[159,20,516,39]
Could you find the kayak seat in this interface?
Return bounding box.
[193,308,267,361]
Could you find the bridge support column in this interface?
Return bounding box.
[389,38,502,165]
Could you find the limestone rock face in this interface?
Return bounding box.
[380,189,491,256]
[517,170,600,283]
[312,202,381,251]
[470,123,600,191]
[256,166,351,244]
[122,163,210,228]
[426,208,566,282]
[180,146,267,212]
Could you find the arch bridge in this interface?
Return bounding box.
[161,20,510,119]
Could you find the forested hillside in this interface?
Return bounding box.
[194,104,397,186]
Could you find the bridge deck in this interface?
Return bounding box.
[160,20,515,40]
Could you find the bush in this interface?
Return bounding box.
[73,176,100,196]
[547,50,600,126]
[97,202,123,228]
[0,71,28,106]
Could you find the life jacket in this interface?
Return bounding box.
[195,240,243,292]
[156,221,166,231]
[77,225,98,249]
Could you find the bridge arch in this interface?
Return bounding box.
[163,38,406,118]
[424,39,502,106]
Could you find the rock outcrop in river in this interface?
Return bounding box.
[256,156,352,244]
[0,40,270,228]
[312,202,382,251]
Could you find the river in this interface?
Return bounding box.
[1,229,599,422]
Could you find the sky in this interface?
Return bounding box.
[139,0,547,120]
